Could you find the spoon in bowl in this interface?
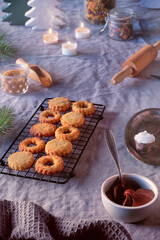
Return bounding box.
[104,129,123,181]
[104,129,155,206]
[104,129,130,203]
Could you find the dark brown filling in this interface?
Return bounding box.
[106,178,154,207]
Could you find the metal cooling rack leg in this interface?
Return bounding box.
[70,172,75,178]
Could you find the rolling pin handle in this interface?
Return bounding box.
[153,41,160,51]
[111,66,133,85]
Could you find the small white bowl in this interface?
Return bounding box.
[101,173,158,223]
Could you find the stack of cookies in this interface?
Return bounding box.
[8,97,95,176]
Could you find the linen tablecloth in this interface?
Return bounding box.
[0,0,160,239]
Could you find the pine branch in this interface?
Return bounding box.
[0,33,16,58]
[0,106,15,136]
[0,33,5,41]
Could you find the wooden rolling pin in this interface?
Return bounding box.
[111,41,160,85]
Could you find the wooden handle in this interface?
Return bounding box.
[154,41,160,51]
[15,58,32,68]
[15,58,53,87]
[16,58,41,84]
[111,66,133,85]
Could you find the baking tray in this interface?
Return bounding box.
[125,108,160,165]
[0,98,105,183]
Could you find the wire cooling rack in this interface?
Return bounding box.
[0,98,105,184]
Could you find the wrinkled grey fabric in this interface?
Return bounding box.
[140,0,160,9]
[0,200,132,240]
[0,1,160,240]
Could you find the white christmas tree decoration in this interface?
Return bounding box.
[25,0,66,30]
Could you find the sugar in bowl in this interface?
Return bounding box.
[104,7,137,41]
[0,64,29,95]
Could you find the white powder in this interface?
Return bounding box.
[134,130,155,144]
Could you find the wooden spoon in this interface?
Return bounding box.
[16,58,53,87]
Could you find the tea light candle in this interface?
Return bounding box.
[62,41,77,56]
[43,28,58,44]
[75,22,91,39]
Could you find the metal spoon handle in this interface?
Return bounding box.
[104,129,123,180]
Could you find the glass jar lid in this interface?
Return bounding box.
[109,7,134,21]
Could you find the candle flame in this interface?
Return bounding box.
[80,22,84,28]
[67,40,71,44]
[48,28,52,34]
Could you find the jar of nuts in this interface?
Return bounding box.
[0,64,29,95]
[105,8,137,41]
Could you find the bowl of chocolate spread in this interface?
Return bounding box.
[101,173,158,223]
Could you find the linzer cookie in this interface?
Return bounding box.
[48,97,71,112]
[30,123,56,137]
[45,139,72,156]
[39,109,61,124]
[72,101,95,116]
[60,111,85,128]
[35,155,64,175]
[8,151,34,171]
[19,137,45,154]
[55,125,80,142]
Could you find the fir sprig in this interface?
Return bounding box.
[0,33,4,41]
[0,106,15,136]
[0,33,16,58]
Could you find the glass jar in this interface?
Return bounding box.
[85,0,115,25]
[105,8,137,40]
[0,64,29,95]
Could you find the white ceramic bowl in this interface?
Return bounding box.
[101,173,158,223]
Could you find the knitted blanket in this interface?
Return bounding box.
[0,200,132,240]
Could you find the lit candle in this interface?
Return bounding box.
[75,22,91,39]
[62,41,77,56]
[43,28,58,44]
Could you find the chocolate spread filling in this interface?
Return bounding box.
[106,178,154,206]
